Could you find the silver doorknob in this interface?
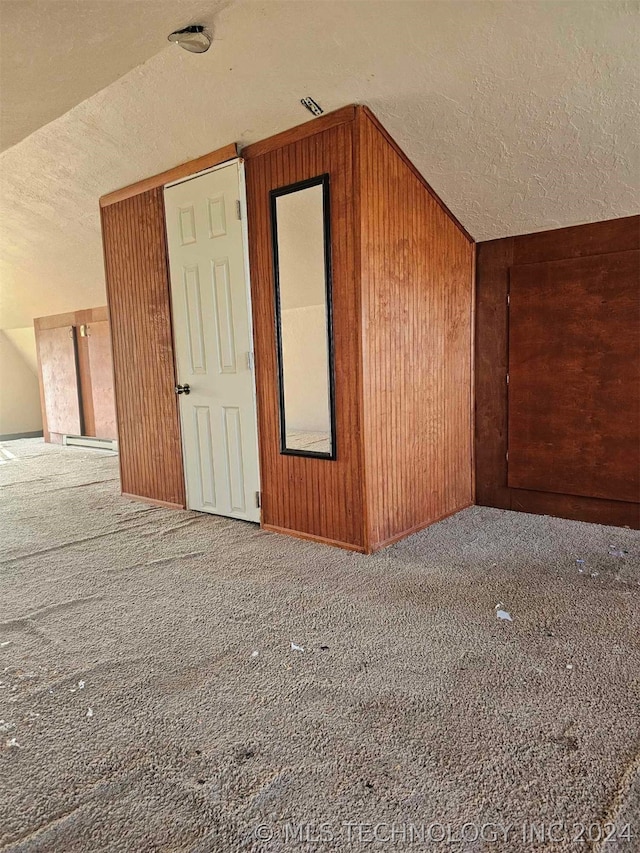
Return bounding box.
[175,384,190,395]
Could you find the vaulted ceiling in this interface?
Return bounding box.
[0,0,228,151]
[0,0,638,329]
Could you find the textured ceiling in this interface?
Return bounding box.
[0,0,228,151]
[0,0,638,329]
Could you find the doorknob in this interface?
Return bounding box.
[175,383,191,395]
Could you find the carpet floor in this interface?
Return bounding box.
[0,439,638,852]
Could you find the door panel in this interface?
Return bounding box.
[508,250,640,503]
[223,405,247,513]
[183,266,207,373]
[164,163,260,521]
[194,405,217,508]
[38,326,82,435]
[86,320,118,440]
[212,259,237,373]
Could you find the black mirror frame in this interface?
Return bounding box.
[269,173,337,460]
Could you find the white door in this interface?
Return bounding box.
[164,161,260,522]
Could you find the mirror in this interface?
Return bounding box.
[270,174,336,458]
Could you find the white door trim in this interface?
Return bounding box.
[163,156,238,189]
[237,159,260,489]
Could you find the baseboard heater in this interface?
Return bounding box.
[63,435,118,452]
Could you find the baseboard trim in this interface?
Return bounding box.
[501,490,638,530]
[261,523,366,553]
[121,492,185,510]
[0,430,43,441]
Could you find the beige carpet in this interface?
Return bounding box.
[0,438,638,852]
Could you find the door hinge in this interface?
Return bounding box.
[255,490,261,509]
[246,351,254,371]
[506,373,510,385]
[235,199,242,220]
[506,450,509,462]
[507,292,510,306]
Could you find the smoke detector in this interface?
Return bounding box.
[168,25,211,54]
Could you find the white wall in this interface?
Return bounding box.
[0,328,42,437]
[4,326,38,372]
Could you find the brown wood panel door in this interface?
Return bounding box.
[101,188,185,508]
[86,320,117,440]
[37,325,82,436]
[507,250,640,503]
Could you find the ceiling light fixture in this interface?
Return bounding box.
[168,25,211,54]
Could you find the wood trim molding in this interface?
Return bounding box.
[359,106,474,243]
[512,214,640,264]
[241,106,357,159]
[34,311,77,331]
[353,106,370,555]
[121,492,185,511]
[262,523,367,553]
[99,143,239,207]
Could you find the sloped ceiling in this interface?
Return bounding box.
[0,0,229,151]
[0,0,638,329]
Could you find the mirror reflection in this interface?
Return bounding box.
[271,175,335,458]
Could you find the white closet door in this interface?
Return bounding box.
[165,162,260,522]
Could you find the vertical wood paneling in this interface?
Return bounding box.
[357,109,474,550]
[245,106,474,552]
[101,189,186,508]
[245,121,365,550]
[475,215,640,529]
[474,238,513,510]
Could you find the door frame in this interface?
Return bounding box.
[163,156,261,516]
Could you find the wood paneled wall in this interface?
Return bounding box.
[245,105,474,551]
[475,215,640,528]
[101,189,186,509]
[357,109,475,550]
[244,116,365,550]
